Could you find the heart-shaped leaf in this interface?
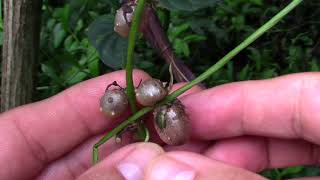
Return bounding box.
[88,15,128,69]
[159,0,221,11]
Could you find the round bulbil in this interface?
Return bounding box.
[136,79,168,107]
[153,100,190,146]
[114,4,136,37]
[100,89,128,118]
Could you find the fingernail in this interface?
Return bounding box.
[147,156,196,180]
[77,143,163,180]
[173,171,196,180]
[117,163,141,180]
[76,167,126,180]
[116,143,164,180]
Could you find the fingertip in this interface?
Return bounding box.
[145,151,265,180]
[77,142,164,180]
[103,142,164,166]
[145,153,196,180]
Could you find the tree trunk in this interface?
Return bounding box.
[1,0,42,112]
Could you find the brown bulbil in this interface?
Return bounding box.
[114,3,136,37]
[135,79,168,106]
[153,100,190,146]
[100,89,128,118]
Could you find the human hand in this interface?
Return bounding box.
[1,70,319,180]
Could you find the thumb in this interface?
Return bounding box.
[145,151,267,180]
[76,143,164,180]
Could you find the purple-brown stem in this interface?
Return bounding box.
[121,0,205,87]
[140,6,204,87]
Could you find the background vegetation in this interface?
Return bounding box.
[8,0,319,179]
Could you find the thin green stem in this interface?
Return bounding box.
[93,0,146,164]
[93,0,303,164]
[167,0,303,101]
[126,0,146,113]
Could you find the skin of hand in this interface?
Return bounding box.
[0,70,320,180]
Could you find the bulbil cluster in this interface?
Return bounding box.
[100,79,168,118]
[100,1,190,146]
[99,78,190,146]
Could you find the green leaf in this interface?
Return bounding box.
[169,23,190,40]
[173,39,190,57]
[88,57,100,77]
[280,166,304,176]
[248,0,263,6]
[238,64,251,80]
[183,34,207,43]
[261,68,276,79]
[137,61,155,69]
[62,5,71,29]
[247,47,262,71]
[87,15,128,69]
[0,32,3,46]
[310,59,320,71]
[53,23,67,48]
[159,0,221,11]
[68,0,88,29]
[66,70,88,85]
[75,19,84,33]
[41,63,62,85]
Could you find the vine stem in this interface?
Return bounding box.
[166,0,303,101]
[93,0,303,164]
[126,0,146,113]
[93,0,146,164]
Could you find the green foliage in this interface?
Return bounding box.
[37,0,110,99]
[159,0,220,11]
[262,166,320,180]
[168,23,207,57]
[162,0,319,87]
[88,15,128,69]
[39,0,320,178]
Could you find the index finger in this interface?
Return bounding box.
[181,73,320,144]
[0,70,150,180]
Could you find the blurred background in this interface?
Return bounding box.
[0,0,319,179]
